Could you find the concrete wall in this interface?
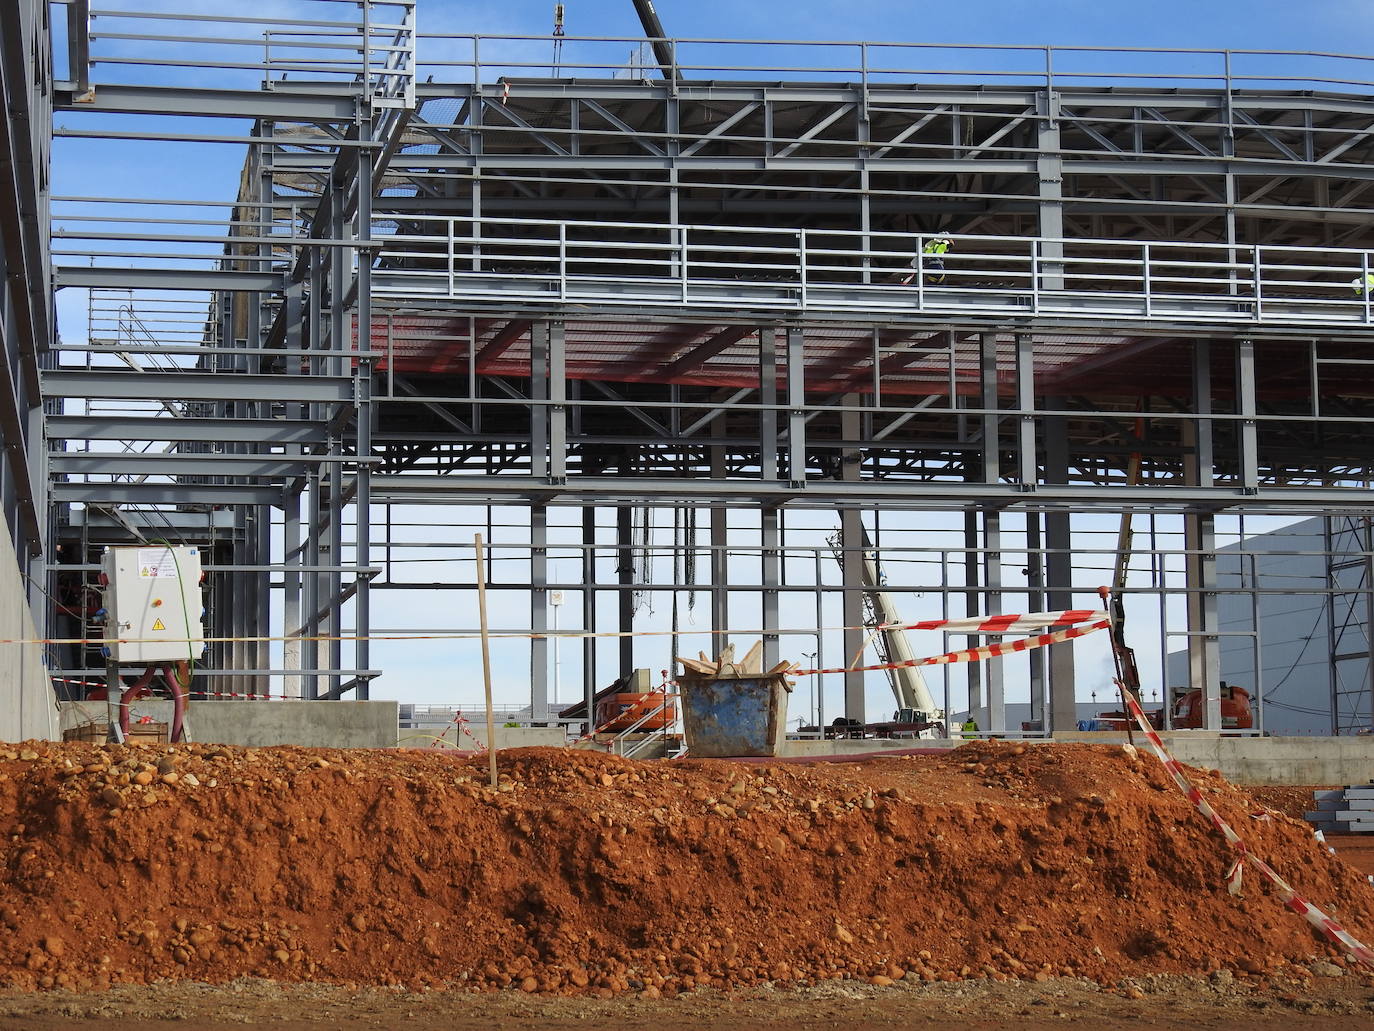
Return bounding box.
[463,727,567,749]
[1052,731,1374,786]
[774,733,1374,785]
[59,700,399,749]
[780,737,960,757]
[0,509,57,743]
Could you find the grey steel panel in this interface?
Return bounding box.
[49,454,364,477]
[56,83,359,120]
[43,370,355,402]
[54,266,286,292]
[370,475,1374,512]
[46,415,330,444]
[52,482,284,505]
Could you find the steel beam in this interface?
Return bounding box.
[531,503,550,723]
[54,266,284,292]
[44,371,353,402]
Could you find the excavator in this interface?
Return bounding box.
[1087,421,1254,733]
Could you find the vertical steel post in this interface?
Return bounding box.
[963,509,983,723]
[1236,337,1258,491]
[710,437,729,659]
[1015,334,1037,487]
[759,328,778,481]
[549,320,566,481]
[582,505,598,723]
[1026,512,1046,730]
[1043,397,1076,732]
[529,321,549,480]
[354,127,375,698]
[1184,340,1222,730]
[762,509,781,672]
[531,504,549,723]
[1036,85,1064,290]
[840,393,865,722]
[283,487,302,699]
[984,509,1005,733]
[980,332,1000,484]
[616,502,635,677]
[785,327,806,485]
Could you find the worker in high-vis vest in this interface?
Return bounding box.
[960,716,979,739]
[1351,272,1374,296]
[922,233,952,284]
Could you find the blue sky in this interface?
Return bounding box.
[423,0,1370,51]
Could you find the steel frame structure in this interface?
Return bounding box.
[31,1,1374,732]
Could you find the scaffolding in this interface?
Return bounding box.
[28,0,1374,732]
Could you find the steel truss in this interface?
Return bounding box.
[33,2,1374,732]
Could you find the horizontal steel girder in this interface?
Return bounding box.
[47,416,331,444]
[52,482,285,506]
[54,266,286,292]
[369,474,1374,515]
[49,454,366,477]
[56,83,359,121]
[43,370,356,403]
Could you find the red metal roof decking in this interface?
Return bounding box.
[354,315,1369,400]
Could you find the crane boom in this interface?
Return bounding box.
[854,542,941,719]
[629,0,680,83]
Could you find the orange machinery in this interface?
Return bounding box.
[595,690,677,732]
[1090,683,1254,732]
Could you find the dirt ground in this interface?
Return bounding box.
[2,972,1374,1030]
[3,742,1373,1029]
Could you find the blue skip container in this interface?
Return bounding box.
[678,673,791,758]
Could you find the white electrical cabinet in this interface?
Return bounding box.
[101,545,206,664]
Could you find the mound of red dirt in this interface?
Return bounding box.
[0,739,1371,995]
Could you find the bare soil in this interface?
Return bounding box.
[2,738,1373,1025]
[2,973,1374,1029]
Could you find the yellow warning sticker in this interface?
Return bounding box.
[151,619,166,632]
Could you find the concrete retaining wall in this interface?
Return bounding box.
[0,509,57,744]
[770,733,1374,785]
[779,738,960,758]
[59,700,399,749]
[1053,731,1374,786]
[462,727,568,749]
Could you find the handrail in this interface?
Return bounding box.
[419,34,1374,96]
[371,213,1374,328]
[606,693,678,757]
[71,11,1374,98]
[83,1,416,103]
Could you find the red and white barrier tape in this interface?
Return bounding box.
[1124,692,1374,971]
[6,608,1108,649]
[881,609,1106,636]
[794,620,1109,677]
[441,712,489,752]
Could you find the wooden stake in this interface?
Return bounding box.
[474,533,499,789]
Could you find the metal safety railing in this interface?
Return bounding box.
[72,1,416,109]
[420,34,1374,96]
[371,214,1374,327]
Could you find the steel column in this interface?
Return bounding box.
[840,393,866,722]
[531,503,550,723]
[1184,339,1222,730]
[1044,398,1077,732]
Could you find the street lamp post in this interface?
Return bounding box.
[550,590,565,708]
[803,651,818,734]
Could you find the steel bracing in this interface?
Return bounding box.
[28,1,1374,731]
